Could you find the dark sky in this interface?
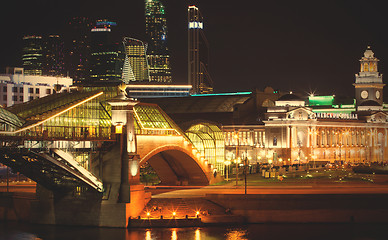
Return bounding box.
[2,0,388,99]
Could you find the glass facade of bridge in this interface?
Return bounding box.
[133,103,184,136]
[185,123,225,174]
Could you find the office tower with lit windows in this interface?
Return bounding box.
[145,0,172,83]
[67,17,93,84]
[188,5,213,94]
[89,20,124,83]
[122,37,150,83]
[43,35,65,77]
[22,35,43,75]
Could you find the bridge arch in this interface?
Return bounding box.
[140,144,211,186]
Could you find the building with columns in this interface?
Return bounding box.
[223,47,388,166]
[144,47,388,172]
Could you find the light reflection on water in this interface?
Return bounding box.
[225,228,248,240]
[2,222,388,240]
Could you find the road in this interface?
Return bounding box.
[0,182,36,193]
[149,184,388,198]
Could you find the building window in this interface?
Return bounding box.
[29,96,33,101]
[273,137,277,146]
[36,88,40,94]
[29,88,33,93]
[20,96,23,102]
[12,87,17,93]
[20,87,23,93]
[46,89,51,94]
[12,95,17,101]
[3,95,6,101]
[3,86,7,92]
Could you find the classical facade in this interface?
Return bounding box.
[224,47,388,166]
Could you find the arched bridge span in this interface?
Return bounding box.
[136,135,215,186]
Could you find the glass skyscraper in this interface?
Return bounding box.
[67,17,93,84]
[145,0,172,83]
[188,5,213,94]
[22,35,43,75]
[89,20,124,83]
[43,35,65,77]
[122,37,150,83]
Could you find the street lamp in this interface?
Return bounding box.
[244,149,248,195]
[224,160,231,181]
[234,132,239,186]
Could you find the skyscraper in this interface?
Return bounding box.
[22,35,43,75]
[43,35,65,77]
[89,19,124,83]
[145,0,172,83]
[67,17,93,84]
[188,5,213,94]
[122,37,150,83]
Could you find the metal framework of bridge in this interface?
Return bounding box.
[0,85,223,199]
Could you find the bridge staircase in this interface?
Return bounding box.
[0,148,103,193]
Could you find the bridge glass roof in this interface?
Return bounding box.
[0,107,25,131]
[185,122,225,174]
[1,89,115,140]
[133,104,184,136]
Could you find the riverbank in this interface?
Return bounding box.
[2,169,388,227]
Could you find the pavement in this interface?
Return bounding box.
[149,168,388,198]
[2,168,388,198]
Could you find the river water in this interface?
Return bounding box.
[1,222,388,240]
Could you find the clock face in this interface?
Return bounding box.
[376,90,381,99]
[361,90,368,99]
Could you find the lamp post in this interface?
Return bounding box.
[244,149,248,195]
[244,157,247,194]
[234,132,239,186]
[224,160,230,181]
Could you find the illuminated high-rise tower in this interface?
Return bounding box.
[89,20,124,83]
[188,5,213,94]
[145,0,172,83]
[43,35,65,77]
[122,37,150,83]
[22,35,43,75]
[67,17,93,83]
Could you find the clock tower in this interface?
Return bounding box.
[354,46,385,109]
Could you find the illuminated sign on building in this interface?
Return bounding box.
[316,112,358,120]
[189,21,203,29]
[96,21,117,26]
[91,28,111,32]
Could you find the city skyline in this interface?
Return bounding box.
[1,0,388,98]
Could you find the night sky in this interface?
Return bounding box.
[2,0,388,99]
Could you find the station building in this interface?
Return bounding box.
[144,47,388,167]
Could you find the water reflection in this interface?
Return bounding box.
[195,228,201,240]
[225,228,248,240]
[145,230,151,240]
[2,222,388,240]
[171,229,177,240]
